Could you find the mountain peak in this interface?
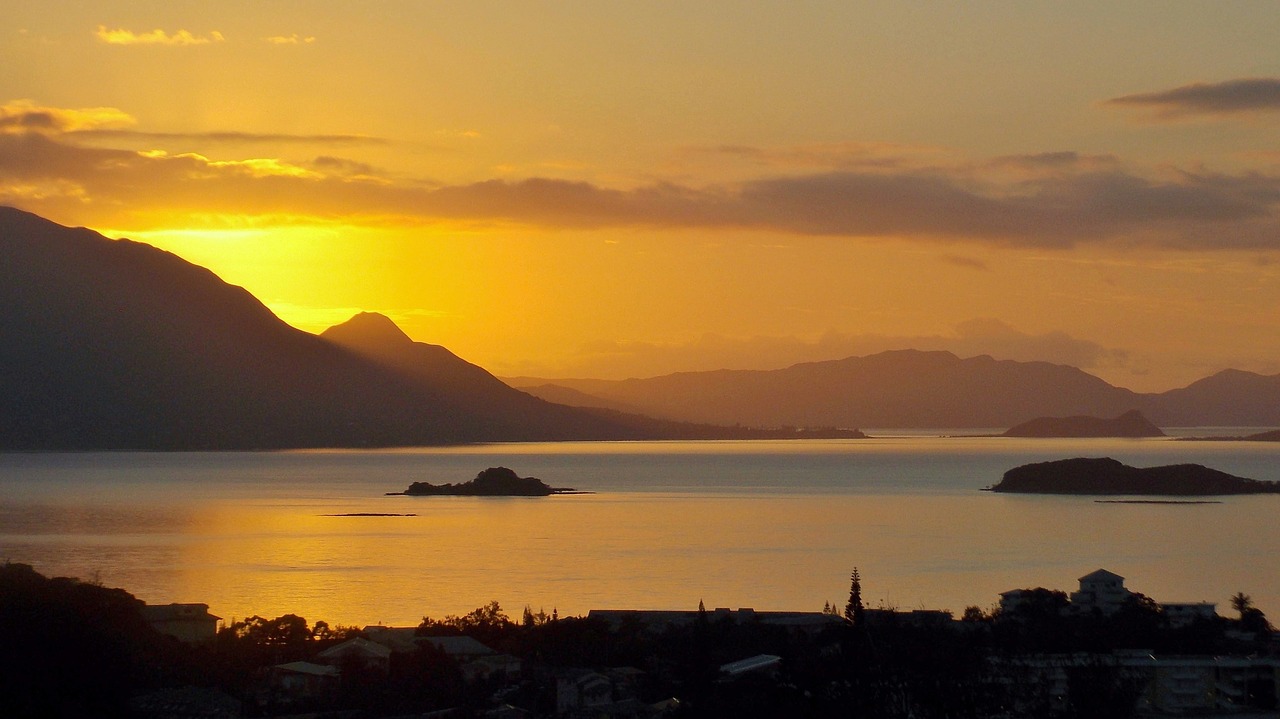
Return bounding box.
[321,312,414,350]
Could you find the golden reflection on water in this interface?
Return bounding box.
[152,491,1277,628]
[4,441,1278,629]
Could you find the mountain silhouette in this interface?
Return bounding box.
[318,311,684,441]
[1146,369,1280,426]
[7,206,1279,446]
[512,351,1147,428]
[512,353,1280,429]
[0,207,724,449]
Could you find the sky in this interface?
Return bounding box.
[3,1,1280,392]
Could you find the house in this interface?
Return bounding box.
[317,636,393,675]
[606,667,648,701]
[555,670,614,715]
[1069,569,1132,615]
[141,603,221,643]
[267,661,339,704]
[420,634,496,661]
[461,653,522,683]
[998,589,1031,615]
[993,653,1280,715]
[1162,602,1217,628]
[362,625,421,653]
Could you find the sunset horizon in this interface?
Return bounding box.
[5,3,1280,393]
[5,5,1280,714]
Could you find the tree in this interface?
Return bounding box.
[844,568,865,626]
[1231,592,1253,618]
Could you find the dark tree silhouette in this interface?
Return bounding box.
[845,568,865,626]
[1231,592,1253,618]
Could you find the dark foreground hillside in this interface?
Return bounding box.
[2,564,1275,718]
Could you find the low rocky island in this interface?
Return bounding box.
[1178,428,1280,442]
[988,457,1280,496]
[1001,410,1164,438]
[387,467,584,496]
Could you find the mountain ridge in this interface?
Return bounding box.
[509,354,1280,429]
[6,206,1279,446]
[510,351,1149,428]
[0,207,726,448]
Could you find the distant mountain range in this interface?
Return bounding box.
[0,207,772,449]
[4,206,1278,450]
[508,355,1280,431]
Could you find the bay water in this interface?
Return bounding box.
[1,436,1277,628]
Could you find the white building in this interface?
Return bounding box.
[1070,569,1132,615]
[141,603,221,643]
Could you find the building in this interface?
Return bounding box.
[1162,602,1218,628]
[420,634,496,661]
[1069,569,1132,615]
[361,625,421,653]
[998,589,1032,615]
[141,603,221,643]
[862,608,955,628]
[267,662,339,704]
[317,636,393,675]
[464,653,523,683]
[587,608,841,635]
[555,670,614,715]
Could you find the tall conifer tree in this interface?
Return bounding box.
[845,567,864,625]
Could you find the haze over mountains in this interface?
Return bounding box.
[3,206,1279,450]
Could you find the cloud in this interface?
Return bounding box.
[310,155,380,178]
[70,129,387,145]
[96,26,225,46]
[264,34,316,45]
[940,254,989,271]
[681,141,956,171]
[984,151,1122,179]
[544,319,1129,380]
[4,111,1280,249]
[0,100,135,134]
[1104,77,1280,119]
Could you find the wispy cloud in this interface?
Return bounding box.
[940,254,989,271]
[0,100,135,134]
[1104,77,1280,120]
[70,129,387,145]
[682,141,956,171]
[263,34,316,45]
[96,26,225,46]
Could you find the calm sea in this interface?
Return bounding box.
[1,435,1277,627]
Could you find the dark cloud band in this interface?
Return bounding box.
[1106,77,1280,117]
[3,132,1279,250]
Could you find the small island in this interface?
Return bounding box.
[1001,410,1164,438]
[387,467,585,496]
[1177,428,1280,442]
[987,457,1280,496]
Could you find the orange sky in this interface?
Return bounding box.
[3,2,1280,391]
